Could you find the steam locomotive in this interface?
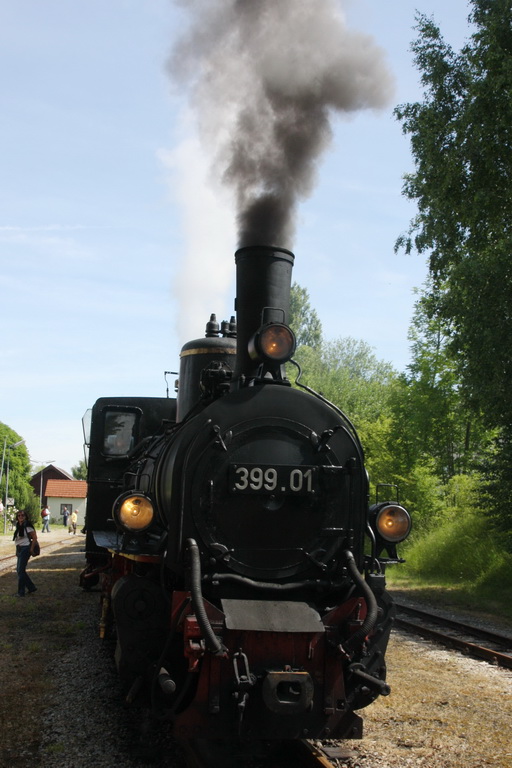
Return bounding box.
[81,245,410,747]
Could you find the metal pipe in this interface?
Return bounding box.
[186,538,226,657]
[349,663,390,696]
[205,572,343,592]
[342,549,379,653]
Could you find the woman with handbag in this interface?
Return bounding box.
[13,510,38,597]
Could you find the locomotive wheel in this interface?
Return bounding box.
[82,573,100,591]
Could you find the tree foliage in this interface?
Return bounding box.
[0,422,39,526]
[289,283,323,350]
[294,338,395,425]
[391,288,489,481]
[395,1,512,535]
[395,1,512,425]
[71,459,87,480]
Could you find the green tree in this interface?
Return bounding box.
[0,423,39,528]
[395,2,512,424]
[395,1,512,536]
[394,289,489,481]
[71,459,87,480]
[294,338,395,424]
[289,283,323,350]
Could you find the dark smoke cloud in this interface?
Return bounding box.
[169,0,394,248]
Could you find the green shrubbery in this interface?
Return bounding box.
[390,505,512,619]
[399,510,499,581]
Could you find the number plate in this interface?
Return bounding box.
[229,464,318,495]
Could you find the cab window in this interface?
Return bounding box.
[103,410,138,456]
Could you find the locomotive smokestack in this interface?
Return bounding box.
[234,245,294,383]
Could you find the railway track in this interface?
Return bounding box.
[180,737,355,768]
[288,740,357,767]
[0,537,74,572]
[395,602,512,669]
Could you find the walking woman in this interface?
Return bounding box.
[13,510,38,597]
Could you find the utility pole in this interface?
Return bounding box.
[34,461,55,506]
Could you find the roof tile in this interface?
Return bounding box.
[45,479,88,499]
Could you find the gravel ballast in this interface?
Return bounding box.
[1,537,511,768]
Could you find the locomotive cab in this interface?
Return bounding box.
[80,396,176,588]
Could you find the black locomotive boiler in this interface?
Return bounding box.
[81,245,411,745]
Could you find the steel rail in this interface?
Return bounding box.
[395,602,512,647]
[394,604,512,670]
[0,538,75,572]
[180,738,351,768]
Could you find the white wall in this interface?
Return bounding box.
[46,498,87,528]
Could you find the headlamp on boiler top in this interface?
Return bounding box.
[248,323,296,364]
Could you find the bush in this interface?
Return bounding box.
[399,510,502,583]
[398,461,444,536]
[471,550,512,607]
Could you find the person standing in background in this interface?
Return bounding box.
[13,510,38,597]
[41,506,51,532]
[69,509,78,535]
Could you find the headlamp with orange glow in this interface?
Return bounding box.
[370,501,412,558]
[370,502,412,544]
[248,322,296,365]
[113,492,155,532]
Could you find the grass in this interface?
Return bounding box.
[43,743,66,755]
[387,511,512,626]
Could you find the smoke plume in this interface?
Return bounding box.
[169,0,393,248]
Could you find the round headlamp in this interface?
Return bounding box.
[114,492,154,532]
[249,323,296,364]
[374,503,411,543]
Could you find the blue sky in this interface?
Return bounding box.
[1,0,472,473]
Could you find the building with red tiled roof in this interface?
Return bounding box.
[30,464,74,506]
[44,479,88,529]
